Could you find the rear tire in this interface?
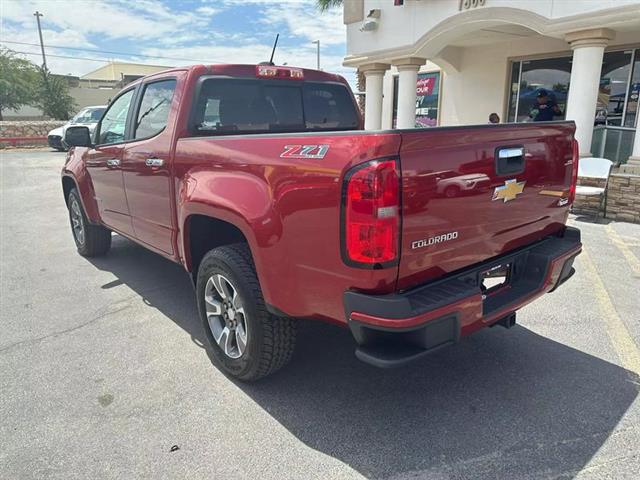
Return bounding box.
[67,188,111,257]
[197,244,296,381]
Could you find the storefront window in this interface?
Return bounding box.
[507,56,571,123]
[392,71,441,128]
[596,50,633,126]
[624,49,640,128]
[508,49,640,128]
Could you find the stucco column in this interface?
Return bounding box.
[361,63,390,130]
[393,57,426,129]
[565,29,615,156]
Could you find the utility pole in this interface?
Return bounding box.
[312,40,320,70]
[33,11,47,71]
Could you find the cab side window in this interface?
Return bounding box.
[134,80,176,139]
[98,90,134,145]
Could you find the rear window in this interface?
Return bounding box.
[191,78,359,135]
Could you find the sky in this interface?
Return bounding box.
[0,0,355,87]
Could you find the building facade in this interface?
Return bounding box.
[80,62,170,83]
[344,0,640,170]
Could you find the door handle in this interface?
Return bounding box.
[145,158,164,167]
[106,159,120,167]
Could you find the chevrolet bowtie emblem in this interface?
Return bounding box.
[492,179,526,203]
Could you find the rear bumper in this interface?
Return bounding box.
[344,226,582,368]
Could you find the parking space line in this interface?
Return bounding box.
[605,224,640,277]
[581,247,640,381]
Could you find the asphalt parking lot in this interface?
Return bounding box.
[1,149,640,480]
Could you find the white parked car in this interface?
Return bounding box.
[47,105,107,151]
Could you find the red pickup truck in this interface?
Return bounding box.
[62,64,582,381]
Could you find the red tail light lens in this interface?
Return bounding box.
[568,139,580,204]
[343,159,400,266]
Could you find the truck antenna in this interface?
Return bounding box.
[268,34,279,65]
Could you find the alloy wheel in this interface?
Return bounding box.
[70,197,85,245]
[204,274,248,359]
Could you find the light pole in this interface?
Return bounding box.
[312,40,320,70]
[33,11,47,71]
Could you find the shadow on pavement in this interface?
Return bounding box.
[89,235,638,480]
[571,214,613,225]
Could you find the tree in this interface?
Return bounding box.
[0,48,39,120]
[34,67,76,120]
[315,0,342,11]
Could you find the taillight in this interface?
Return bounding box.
[568,139,580,204]
[342,159,400,267]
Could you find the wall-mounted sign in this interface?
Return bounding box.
[416,76,436,96]
[415,72,440,127]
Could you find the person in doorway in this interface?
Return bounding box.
[530,89,561,122]
[488,113,500,124]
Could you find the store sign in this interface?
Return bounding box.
[416,77,436,96]
[416,72,440,127]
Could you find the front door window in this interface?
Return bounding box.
[97,90,134,145]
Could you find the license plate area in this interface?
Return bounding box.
[480,263,511,297]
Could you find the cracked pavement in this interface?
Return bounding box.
[1,150,640,479]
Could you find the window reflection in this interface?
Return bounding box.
[597,50,632,126]
[624,50,640,128]
[508,57,571,123]
[508,49,640,129]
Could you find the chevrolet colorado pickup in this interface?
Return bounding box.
[62,64,582,381]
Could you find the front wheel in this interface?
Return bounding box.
[67,188,111,257]
[197,244,296,381]
[444,185,460,198]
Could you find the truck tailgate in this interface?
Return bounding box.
[397,122,576,290]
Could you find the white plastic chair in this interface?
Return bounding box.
[574,157,613,217]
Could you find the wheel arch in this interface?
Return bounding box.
[182,213,252,282]
[61,173,101,224]
[61,175,76,207]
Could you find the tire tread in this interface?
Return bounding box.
[199,243,296,381]
[68,189,111,257]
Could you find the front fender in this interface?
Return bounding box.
[62,147,101,224]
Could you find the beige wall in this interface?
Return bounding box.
[82,63,170,81]
[69,87,117,109]
[5,87,118,120]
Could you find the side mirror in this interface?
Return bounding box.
[64,126,92,148]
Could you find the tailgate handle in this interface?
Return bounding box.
[496,147,525,175]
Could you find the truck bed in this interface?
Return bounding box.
[175,121,576,324]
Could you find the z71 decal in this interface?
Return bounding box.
[280,144,329,159]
